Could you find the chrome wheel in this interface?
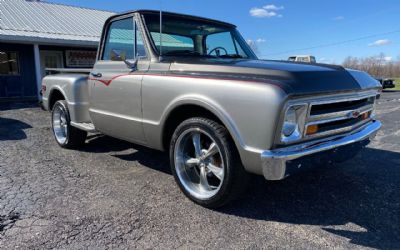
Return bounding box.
[52,105,68,144]
[174,128,225,200]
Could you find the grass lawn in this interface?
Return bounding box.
[392,78,400,90]
[384,78,400,91]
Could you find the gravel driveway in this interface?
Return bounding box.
[1,92,399,249]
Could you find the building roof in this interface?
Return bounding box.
[0,0,115,46]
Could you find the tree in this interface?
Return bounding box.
[342,53,400,77]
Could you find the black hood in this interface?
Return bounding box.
[168,58,381,95]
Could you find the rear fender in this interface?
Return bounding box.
[43,74,91,123]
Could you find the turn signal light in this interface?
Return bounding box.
[361,112,369,120]
[306,124,319,135]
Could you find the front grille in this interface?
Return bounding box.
[310,98,372,116]
[304,95,376,139]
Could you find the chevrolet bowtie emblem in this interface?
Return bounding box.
[348,110,360,118]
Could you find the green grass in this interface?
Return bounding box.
[392,78,400,90]
[385,78,400,91]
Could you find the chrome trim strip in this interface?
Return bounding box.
[308,104,373,122]
[306,109,372,126]
[306,93,375,120]
[308,92,375,106]
[304,118,372,140]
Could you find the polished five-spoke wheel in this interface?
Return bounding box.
[170,117,249,208]
[52,104,68,144]
[51,100,87,148]
[175,128,225,200]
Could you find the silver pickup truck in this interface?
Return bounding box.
[42,10,381,207]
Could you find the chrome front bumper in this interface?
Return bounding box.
[261,121,381,180]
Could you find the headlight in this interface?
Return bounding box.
[282,107,297,136]
[280,104,308,143]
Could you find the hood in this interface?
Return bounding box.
[168,58,381,95]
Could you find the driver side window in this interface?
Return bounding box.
[206,32,236,56]
[102,17,146,61]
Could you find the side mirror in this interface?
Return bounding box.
[124,58,138,70]
[124,56,146,70]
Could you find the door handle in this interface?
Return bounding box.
[91,72,102,78]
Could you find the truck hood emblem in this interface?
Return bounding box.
[348,110,361,118]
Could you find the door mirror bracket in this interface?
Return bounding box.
[124,56,146,71]
[124,58,138,70]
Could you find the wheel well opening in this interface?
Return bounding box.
[162,105,226,151]
[49,90,65,110]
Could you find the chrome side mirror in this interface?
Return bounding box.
[124,58,138,70]
[124,56,146,71]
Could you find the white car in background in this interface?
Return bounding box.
[288,55,316,63]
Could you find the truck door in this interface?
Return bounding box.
[89,15,149,144]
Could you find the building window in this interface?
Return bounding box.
[0,51,19,75]
[66,50,96,68]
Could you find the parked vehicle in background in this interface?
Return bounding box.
[375,77,396,89]
[288,55,316,63]
[41,10,381,208]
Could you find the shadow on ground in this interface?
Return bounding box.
[0,117,32,141]
[79,134,400,249]
[82,134,171,175]
[221,147,400,249]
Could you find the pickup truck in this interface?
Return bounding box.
[288,55,316,63]
[42,10,382,208]
[375,77,396,89]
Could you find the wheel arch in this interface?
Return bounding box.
[161,100,244,158]
[48,87,67,111]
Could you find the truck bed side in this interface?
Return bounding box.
[42,73,91,123]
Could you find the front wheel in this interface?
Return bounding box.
[51,100,87,148]
[170,117,249,208]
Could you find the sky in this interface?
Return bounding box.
[49,0,400,64]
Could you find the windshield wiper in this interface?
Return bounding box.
[164,50,202,56]
[219,54,244,59]
[163,50,220,58]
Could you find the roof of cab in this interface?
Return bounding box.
[107,10,236,28]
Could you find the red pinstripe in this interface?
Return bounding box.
[89,72,284,90]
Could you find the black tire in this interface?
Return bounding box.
[169,117,249,208]
[51,100,87,149]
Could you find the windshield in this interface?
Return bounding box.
[142,13,257,59]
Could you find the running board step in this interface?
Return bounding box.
[70,122,96,133]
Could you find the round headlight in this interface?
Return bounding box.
[282,107,297,136]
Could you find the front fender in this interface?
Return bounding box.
[141,75,287,174]
[159,95,245,151]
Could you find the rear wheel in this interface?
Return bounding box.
[170,117,249,208]
[51,100,87,148]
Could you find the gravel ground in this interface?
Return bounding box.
[0,92,399,249]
